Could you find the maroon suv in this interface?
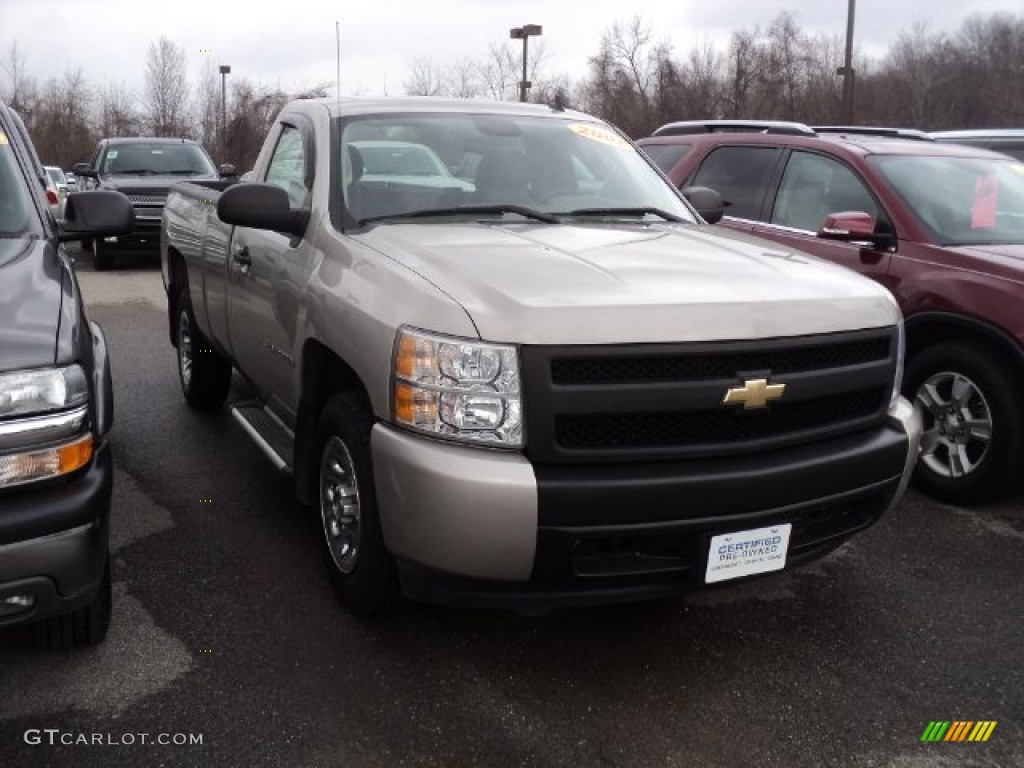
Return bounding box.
[638,122,1024,505]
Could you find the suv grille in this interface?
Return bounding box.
[126,194,166,205]
[521,328,898,464]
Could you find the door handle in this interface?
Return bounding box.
[231,245,252,274]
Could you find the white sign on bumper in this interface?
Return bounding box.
[705,524,792,584]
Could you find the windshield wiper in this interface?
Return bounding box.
[166,169,206,174]
[560,207,684,222]
[360,204,560,225]
[110,169,158,175]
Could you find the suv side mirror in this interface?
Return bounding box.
[818,212,876,242]
[681,186,725,225]
[59,190,135,242]
[217,182,310,237]
[218,163,237,178]
[72,162,97,178]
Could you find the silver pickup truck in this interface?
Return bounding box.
[162,97,920,613]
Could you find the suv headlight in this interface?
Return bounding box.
[0,365,93,488]
[391,328,523,447]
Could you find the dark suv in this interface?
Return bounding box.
[638,121,1024,505]
[0,100,133,647]
[74,138,232,270]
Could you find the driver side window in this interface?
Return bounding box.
[772,152,878,231]
[265,126,308,207]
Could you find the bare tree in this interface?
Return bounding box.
[97,79,141,138]
[144,36,189,136]
[1,41,38,126]
[445,58,480,99]
[404,57,444,96]
[480,40,518,100]
[193,60,220,155]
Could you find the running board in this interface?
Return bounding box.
[230,403,295,475]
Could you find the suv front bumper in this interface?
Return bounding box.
[372,397,920,609]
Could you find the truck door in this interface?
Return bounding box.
[226,118,316,419]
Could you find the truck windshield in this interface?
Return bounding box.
[337,113,696,225]
[869,154,1024,246]
[100,143,216,176]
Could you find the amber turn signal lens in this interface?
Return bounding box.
[58,434,94,474]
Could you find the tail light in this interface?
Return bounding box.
[46,188,58,205]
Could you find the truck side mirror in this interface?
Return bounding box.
[681,186,725,225]
[218,182,310,238]
[59,190,135,242]
[72,162,97,178]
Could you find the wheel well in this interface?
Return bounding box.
[166,247,187,347]
[294,341,373,506]
[904,314,1024,383]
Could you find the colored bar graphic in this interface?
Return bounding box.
[968,722,997,742]
[921,722,950,742]
[944,721,973,741]
[921,720,996,743]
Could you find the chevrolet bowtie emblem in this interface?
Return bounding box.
[722,378,786,409]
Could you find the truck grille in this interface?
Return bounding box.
[126,195,166,205]
[521,328,898,464]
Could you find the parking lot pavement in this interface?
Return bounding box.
[1,247,1022,767]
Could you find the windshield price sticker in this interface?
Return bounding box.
[706,524,792,583]
[569,123,630,149]
[0,131,8,145]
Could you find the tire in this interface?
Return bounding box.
[316,392,399,614]
[35,556,112,650]
[175,287,231,410]
[904,342,1024,505]
[93,239,114,271]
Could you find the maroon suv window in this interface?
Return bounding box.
[690,146,778,220]
[640,143,692,174]
[771,151,878,231]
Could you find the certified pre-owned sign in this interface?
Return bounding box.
[705,524,791,583]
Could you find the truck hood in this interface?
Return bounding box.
[98,174,217,196]
[0,237,62,369]
[355,221,900,344]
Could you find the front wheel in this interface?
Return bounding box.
[176,288,231,409]
[316,393,399,614]
[904,343,1024,505]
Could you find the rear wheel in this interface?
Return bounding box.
[176,287,231,409]
[35,556,112,650]
[317,393,399,614]
[92,239,114,271]
[905,342,1023,505]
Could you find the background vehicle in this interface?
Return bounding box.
[64,170,78,191]
[161,98,918,615]
[929,129,1024,161]
[638,120,1024,504]
[73,137,234,270]
[0,99,134,648]
[44,165,69,220]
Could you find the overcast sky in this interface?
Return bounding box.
[1,0,1020,98]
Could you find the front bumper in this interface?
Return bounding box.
[102,214,162,251]
[372,397,921,609]
[0,441,112,626]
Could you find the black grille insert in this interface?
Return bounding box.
[551,338,891,385]
[555,388,886,451]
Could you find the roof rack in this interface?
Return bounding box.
[652,120,816,137]
[812,126,935,141]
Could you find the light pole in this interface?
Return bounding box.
[837,0,856,123]
[509,24,542,102]
[219,64,231,161]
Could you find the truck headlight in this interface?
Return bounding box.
[0,365,89,418]
[0,365,93,488]
[392,328,522,447]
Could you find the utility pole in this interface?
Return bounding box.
[219,64,231,161]
[838,0,856,123]
[509,24,542,102]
